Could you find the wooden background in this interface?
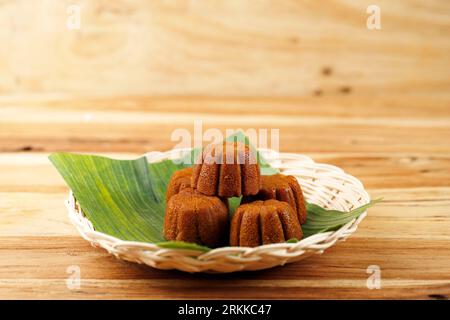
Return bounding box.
[0,0,449,299]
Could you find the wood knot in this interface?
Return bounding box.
[18,146,34,152]
[313,89,323,97]
[321,67,332,76]
[339,86,352,94]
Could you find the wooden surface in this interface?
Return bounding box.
[1,0,449,96]
[1,0,450,300]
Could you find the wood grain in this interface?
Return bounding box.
[1,237,449,299]
[1,0,450,300]
[0,0,449,96]
[1,96,450,299]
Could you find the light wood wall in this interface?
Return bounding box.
[1,0,449,97]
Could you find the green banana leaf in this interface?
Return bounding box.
[49,132,377,252]
[302,200,380,238]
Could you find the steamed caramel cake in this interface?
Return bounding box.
[191,141,261,197]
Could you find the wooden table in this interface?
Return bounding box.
[1,96,449,299]
[1,0,449,299]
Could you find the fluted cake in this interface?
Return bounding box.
[165,167,193,202]
[191,141,261,197]
[243,174,307,225]
[230,199,302,247]
[164,188,229,247]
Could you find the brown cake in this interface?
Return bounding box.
[165,167,193,202]
[230,199,302,247]
[243,174,307,225]
[191,141,261,197]
[164,188,229,247]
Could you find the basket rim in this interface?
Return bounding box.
[65,148,371,259]
[67,192,367,253]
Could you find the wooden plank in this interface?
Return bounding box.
[0,237,449,299]
[1,95,450,118]
[1,96,449,155]
[1,122,450,154]
[1,279,449,299]
[0,1,449,96]
[2,152,450,191]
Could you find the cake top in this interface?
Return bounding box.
[191,141,261,197]
[198,141,258,166]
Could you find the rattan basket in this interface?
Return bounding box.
[66,148,370,273]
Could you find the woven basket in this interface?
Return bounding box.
[66,148,370,273]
